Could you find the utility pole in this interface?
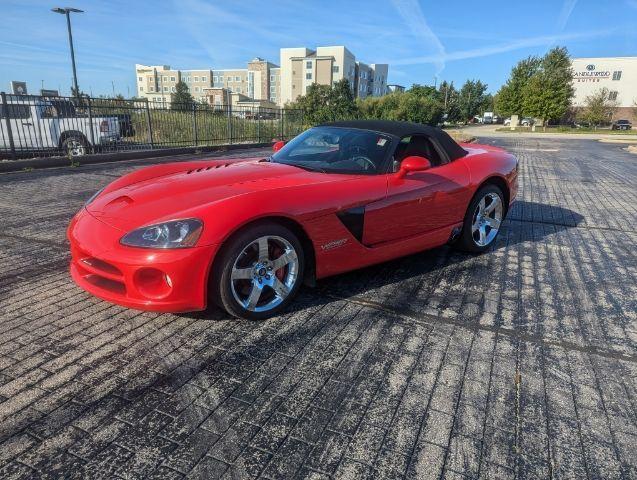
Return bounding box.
[52,7,84,97]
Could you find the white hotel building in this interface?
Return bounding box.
[571,57,637,122]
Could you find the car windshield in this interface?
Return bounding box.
[271,127,393,174]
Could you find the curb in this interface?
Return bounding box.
[0,142,274,173]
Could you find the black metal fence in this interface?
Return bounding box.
[0,92,305,160]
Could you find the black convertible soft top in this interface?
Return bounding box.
[320,120,468,161]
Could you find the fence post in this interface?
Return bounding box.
[256,107,261,143]
[86,96,96,154]
[226,97,233,145]
[192,102,198,146]
[145,98,154,149]
[279,108,284,140]
[1,92,17,160]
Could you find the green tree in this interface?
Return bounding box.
[408,84,439,99]
[438,81,461,122]
[289,78,359,124]
[458,80,488,122]
[171,81,194,110]
[358,91,444,125]
[577,88,618,129]
[522,47,574,129]
[494,56,541,117]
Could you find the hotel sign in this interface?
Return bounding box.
[573,64,611,83]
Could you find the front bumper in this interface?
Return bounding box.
[67,209,219,312]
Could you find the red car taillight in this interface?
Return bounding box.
[100,120,109,132]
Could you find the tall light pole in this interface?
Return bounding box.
[52,7,83,97]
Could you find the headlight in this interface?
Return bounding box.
[120,219,203,249]
[85,188,104,206]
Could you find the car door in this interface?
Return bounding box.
[363,135,470,246]
[1,102,41,151]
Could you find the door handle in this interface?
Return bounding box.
[22,122,33,126]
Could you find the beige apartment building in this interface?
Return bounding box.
[279,46,389,105]
[135,58,280,107]
[136,46,389,108]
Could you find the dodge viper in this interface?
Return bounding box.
[68,120,518,319]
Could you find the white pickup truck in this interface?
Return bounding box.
[0,95,120,158]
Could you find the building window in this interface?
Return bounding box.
[163,86,168,92]
[139,86,144,92]
[162,76,167,82]
[194,76,199,82]
[609,90,618,101]
[270,86,276,92]
[187,76,191,82]
[306,73,312,80]
[149,86,154,92]
[306,86,310,93]
[270,75,275,82]
[170,76,175,82]
[195,86,200,92]
[213,76,218,82]
[171,86,176,93]
[235,76,240,82]
[201,76,207,82]
[219,76,224,82]
[138,76,143,82]
[306,61,312,69]
[332,66,339,73]
[612,71,622,81]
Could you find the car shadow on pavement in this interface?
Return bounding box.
[186,200,584,322]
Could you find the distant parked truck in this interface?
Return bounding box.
[483,111,494,124]
[0,94,121,158]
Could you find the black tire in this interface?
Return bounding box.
[454,184,505,253]
[212,222,305,320]
[61,134,88,158]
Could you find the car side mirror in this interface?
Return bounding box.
[398,155,431,177]
[272,140,286,152]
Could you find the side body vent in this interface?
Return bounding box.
[336,206,365,243]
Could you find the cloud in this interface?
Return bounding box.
[389,28,616,66]
[390,0,446,75]
[556,0,578,31]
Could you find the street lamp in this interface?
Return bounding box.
[51,7,84,97]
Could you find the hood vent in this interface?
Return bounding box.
[186,163,232,174]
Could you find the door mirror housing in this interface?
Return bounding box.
[272,140,286,152]
[398,155,431,177]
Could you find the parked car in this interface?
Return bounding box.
[612,119,632,130]
[504,117,512,126]
[0,95,121,158]
[520,117,534,127]
[69,120,518,320]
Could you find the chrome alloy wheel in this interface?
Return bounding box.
[230,235,299,313]
[471,192,503,247]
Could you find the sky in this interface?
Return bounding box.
[1,0,636,97]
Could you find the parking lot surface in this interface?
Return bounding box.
[0,137,636,479]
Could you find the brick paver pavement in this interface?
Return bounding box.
[0,138,635,479]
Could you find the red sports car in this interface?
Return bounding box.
[68,120,518,319]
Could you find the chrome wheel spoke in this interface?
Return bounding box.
[486,216,501,229]
[272,250,296,271]
[257,237,269,262]
[478,225,487,245]
[244,283,263,310]
[477,198,486,214]
[272,278,290,298]
[231,267,253,280]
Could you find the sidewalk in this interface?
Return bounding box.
[459,124,637,141]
